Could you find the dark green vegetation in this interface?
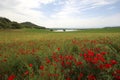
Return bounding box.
[0,17,46,29]
[21,22,45,29]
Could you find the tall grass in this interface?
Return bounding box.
[0,29,120,80]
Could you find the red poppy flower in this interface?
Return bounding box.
[88,50,94,56]
[8,74,16,80]
[116,70,120,74]
[24,71,29,75]
[76,61,82,66]
[78,73,83,80]
[87,74,96,80]
[115,76,120,80]
[79,54,82,57]
[104,63,112,69]
[66,61,71,66]
[57,48,60,51]
[29,64,33,67]
[110,60,117,65]
[40,65,44,70]
[66,77,71,80]
[61,61,65,67]
[46,58,51,64]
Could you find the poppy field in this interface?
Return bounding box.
[0,29,120,80]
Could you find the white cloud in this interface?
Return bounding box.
[0,0,55,24]
[42,13,120,28]
[53,0,118,17]
[0,0,119,28]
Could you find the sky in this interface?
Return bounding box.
[0,0,120,28]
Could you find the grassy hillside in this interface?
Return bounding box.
[0,17,46,29]
[21,22,45,29]
[77,27,120,33]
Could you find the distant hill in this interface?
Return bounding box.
[0,17,46,29]
[104,26,120,28]
[21,22,45,29]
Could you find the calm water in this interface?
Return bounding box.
[54,29,77,32]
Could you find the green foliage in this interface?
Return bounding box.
[0,17,11,29]
[77,27,120,33]
[50,29,53,31]
[11,22,22,29]
[0,17,46,29]
[0,22,5,28]
[63,29,66,32]
[21,22,45,29]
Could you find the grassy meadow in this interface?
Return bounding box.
[0,28,120,80]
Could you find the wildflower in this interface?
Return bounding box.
[66,77,71,80]
[78,73,83,80]
[101,52,107,55]
[54,58,59,62]
[29,64,33,67]
[46,58,51,64]
[61,61,65,67]
[66,61,71,66]
[98,64,104,69]
[83,53,87,58]
[79,73,83,77]
[69,55,74,60]
[104,63,112,69]
[57,48,60,51]
[112,70,120,80]
[88,50,94,57]
[76,61,82,66]
[8,74,16,80]
[79,53,82,57]
[32,48,35,53]
[40,65,44,70]
[92,57,98,64]
[24,71,29,75]
[96,54,106,62]
[115,70,120,74]
[3,59,7,62]
[115,76,120,80]
[110,60,117,65]
[59,55,64,60]
[87,74,96,80]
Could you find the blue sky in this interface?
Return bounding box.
[0,0,120,28]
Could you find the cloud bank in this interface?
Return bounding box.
[0,0,120,28]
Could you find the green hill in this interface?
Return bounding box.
[0,17,46,29]
[77,27,120,33]
[21,22,45,29]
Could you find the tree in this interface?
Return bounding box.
[50,29,53,31]
[11,22,22,29]
[0,17,11,29]
[63,29,66,32]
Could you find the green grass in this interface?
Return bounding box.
[0,28,120,80]
[76,27,120,33]
[0,28,120,43]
